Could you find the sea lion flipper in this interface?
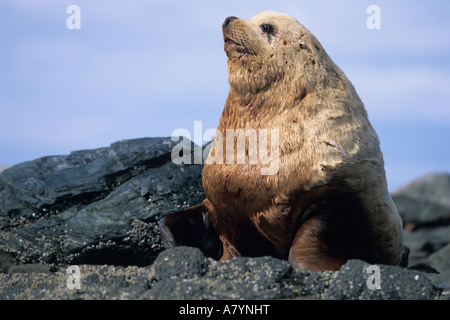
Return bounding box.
[288,213,346,271]
[158,204,223,260]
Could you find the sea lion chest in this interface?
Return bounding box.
[202,160,276,217]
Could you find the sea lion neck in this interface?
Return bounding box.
[221,86,296,126]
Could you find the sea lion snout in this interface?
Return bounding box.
[222,16,238,31]
[222,15,260,60]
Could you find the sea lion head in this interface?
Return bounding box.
[223,10,327,95]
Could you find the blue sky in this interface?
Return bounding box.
[0,0,449,191]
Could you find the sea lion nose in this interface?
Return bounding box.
[223,16,238,31]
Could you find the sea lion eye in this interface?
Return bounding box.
[260,24,274,34]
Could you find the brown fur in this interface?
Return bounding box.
[160,11,404,271]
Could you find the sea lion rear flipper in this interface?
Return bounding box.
[158,204,223,260]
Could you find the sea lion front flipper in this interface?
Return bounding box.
[158,204,223,260]
[288,212,346,271]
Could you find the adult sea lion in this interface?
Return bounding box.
[159,11,404,271]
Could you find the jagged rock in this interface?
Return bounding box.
[146,247,298,300]
[0,137,205,266]
[0,248,447,300]
[324,259,443,300]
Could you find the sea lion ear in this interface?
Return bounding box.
[158,204,223,260]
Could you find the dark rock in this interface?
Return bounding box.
[429,271,450,296]
[0,137,205,266]
[407,263,439,274]
[146,247,331,300]
[146,247,297,300]
[190,254,293,300]
[0,245,447,300]
[0,264,153,299]
[151,246,208,281]
[324,259,443,300]
[281,268,335,299]
[8,264,53,274]
[0,251,15,273]
[392,173,450,227]
[0,252,446,300]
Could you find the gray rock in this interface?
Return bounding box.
[145,247,338,300]
[0,248,446,300]
[144,248,446,300]
[0,264,154,300]
[429,243,450,273]
[392,173,450,226]
[393,173,450,273]
[8,264,53,274]
[280,267,336,299]
[429,271,450,297]
[151,246,208,281]
[403,225,450,266]
[0,252,15,273]
[324,259,443,300]
[146,247,294,299]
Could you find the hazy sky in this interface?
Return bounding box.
[0,0,449,191]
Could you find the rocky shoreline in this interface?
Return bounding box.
[0,137,449,299]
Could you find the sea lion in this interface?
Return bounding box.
[159,11,404,271]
